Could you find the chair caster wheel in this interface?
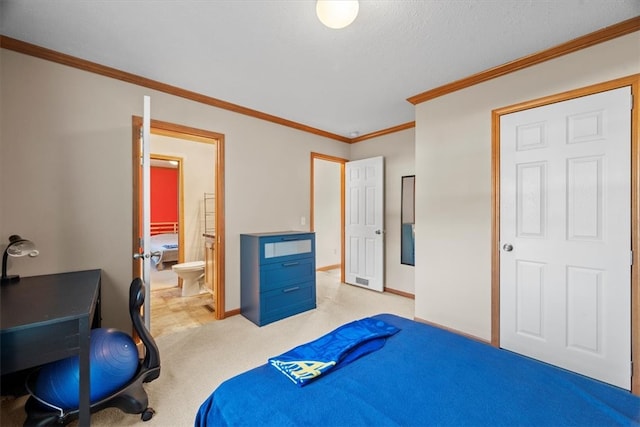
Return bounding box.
[141,408,155,421]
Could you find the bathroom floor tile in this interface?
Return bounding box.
[150,285,216,338]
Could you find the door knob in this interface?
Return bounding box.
[502,243,513,252]
[133,251,161,260]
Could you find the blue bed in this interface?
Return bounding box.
[195,314,640,426]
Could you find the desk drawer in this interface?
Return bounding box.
[260,258,314,292]
[1,321,79,374]
[260,281,316,325]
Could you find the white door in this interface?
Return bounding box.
[133,95,153,330]
[500,87,631,389]
[345,156,384,292]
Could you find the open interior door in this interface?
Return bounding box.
[133,96,153,330]
[345,156,384,292]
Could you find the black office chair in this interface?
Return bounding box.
[24,278,161,426]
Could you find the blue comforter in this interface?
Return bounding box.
[195,314,640,426]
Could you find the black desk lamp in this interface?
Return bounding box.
[2,235,39,283]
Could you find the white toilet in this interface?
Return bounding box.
[171,261,205,297]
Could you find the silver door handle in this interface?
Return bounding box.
[375,230,384,235]
[133,251,162,260]
[502,243,513,252]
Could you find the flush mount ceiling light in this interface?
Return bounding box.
[316,0,359,29]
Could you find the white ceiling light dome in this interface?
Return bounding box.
[316,0,359,29]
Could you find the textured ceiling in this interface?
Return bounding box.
[1,1,638,138]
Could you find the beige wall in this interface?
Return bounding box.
[4,32,635,338]
[0,49,352,332]
[350,128,416,295]
[314,159,341,269]
[414,32,640,340]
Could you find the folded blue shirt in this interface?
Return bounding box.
[268,317,400,386]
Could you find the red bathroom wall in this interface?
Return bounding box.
[151,166,178,223]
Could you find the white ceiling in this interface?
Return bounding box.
[1,1,638,139]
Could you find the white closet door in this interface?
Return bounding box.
[500,87,631,389]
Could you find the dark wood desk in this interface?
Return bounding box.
[1,269,101,426]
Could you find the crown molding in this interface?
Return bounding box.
[3,15,637,144]
[0,35,351,143]
[407,15,640,105]
[350,121,416,143]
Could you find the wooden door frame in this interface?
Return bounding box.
[132,116,227,319]
[310,152,347,283]
[491,74,640,394]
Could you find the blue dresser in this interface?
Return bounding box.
[240,231,316,326]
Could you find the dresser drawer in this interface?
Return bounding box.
[260,258,315,292]
[259,233,315,265]
[260,281,316,325]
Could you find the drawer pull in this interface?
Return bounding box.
[282,286,300,293]
[282,262,300,267]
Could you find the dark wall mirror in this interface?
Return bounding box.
[401,175,415,266]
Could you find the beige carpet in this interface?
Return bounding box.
[1,270,413,426]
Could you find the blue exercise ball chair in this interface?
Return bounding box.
[34,328,139,409]
[25,278,161,425]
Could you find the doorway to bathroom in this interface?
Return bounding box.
[148,153,215,337]
[132,117,225,338]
